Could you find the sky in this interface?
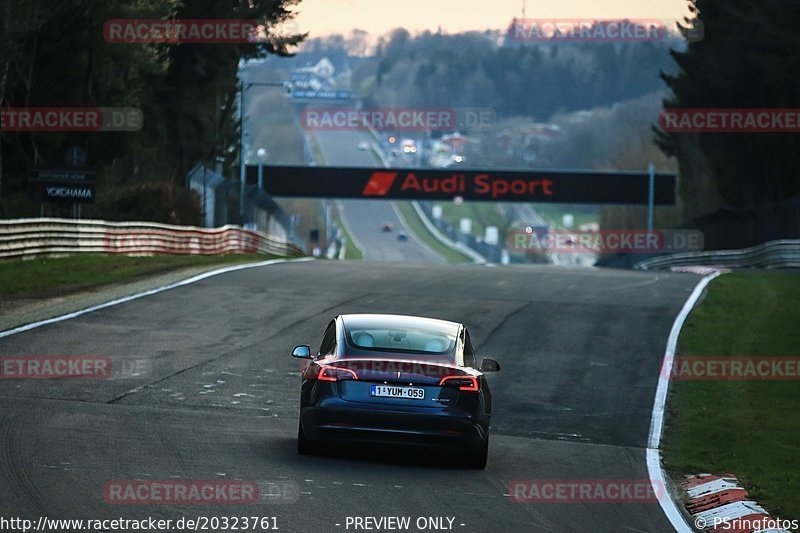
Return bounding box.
[289,0,693,38]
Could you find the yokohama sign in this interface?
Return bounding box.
[28,167,96,204]
[247,165,676,205]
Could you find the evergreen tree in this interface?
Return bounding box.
[658,0,800,212]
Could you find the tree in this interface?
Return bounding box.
[0,0,305,218]
[658,0,800,213]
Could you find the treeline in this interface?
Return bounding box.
[306,5,800,220]
[328,29,679,120]
[0,0,302,220]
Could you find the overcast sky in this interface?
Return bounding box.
[290,0,693,38]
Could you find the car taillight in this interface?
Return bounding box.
[439,375,479,392]
[317,365,359,382]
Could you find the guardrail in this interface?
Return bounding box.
[410,201,487,264]
[635,239,800,271]
[0,218,305,259]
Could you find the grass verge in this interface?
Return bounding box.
[662,272,800,519]
[333,209,364,260]
[0,254,274,300]
[533,203,599,229]
[438,201,507,237]
[393,202,473,264]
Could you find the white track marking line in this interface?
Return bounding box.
[647,271,722,532]
[0,258,313,338]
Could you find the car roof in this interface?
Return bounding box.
[339,314,462,336]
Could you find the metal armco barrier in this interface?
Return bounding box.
[0,218,304,259]
[635,239,800,270]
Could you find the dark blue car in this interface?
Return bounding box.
[292,314,500,469]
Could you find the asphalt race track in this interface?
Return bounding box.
[313,130,444,263]
[0,260,702,532]
[337,200,444,263]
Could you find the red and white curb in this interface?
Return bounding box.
[682,474,790,532]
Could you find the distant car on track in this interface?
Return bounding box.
[397,231,408,242]
[291,314,500,468]
[357,141,370,151]
[401,139,417,154]
[381,222,394,232]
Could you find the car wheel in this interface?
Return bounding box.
[465,437,488,469]
[297,423,316,455]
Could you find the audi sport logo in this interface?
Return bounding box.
[362,171,555,200]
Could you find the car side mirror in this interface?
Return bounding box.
[480,358,500,372]
[292,345,312,359]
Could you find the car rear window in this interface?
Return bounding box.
[346,327,456,355]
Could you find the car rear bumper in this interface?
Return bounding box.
[300,401,488,452]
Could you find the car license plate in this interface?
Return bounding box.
[370,385,425,399]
